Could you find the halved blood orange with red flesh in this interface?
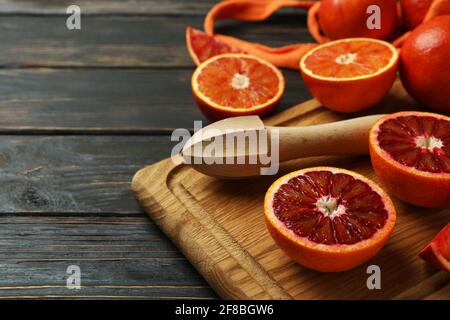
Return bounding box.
[419,223,450,272]
[300,38,399,113]
[192,54,285,120]
[264,167,396,272]
[370,111,450,208]
[186,26,244,65]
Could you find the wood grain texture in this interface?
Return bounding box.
[0,69,311,132]
[0,0,227,299]
[0,0,315,301]
[0,15,313,68]
[0,216,215,299]
[132,82,450,300]
[0,0,215,15]
[0,135,174,213]
[133,159,293,299]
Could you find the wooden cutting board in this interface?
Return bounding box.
[132,80,450,300]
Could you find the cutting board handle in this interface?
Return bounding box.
[132,160,294,299]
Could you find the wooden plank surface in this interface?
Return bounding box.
[0,0,231,299]
[0,135,174,213]
[0,216,215,299]
[0,69,311,132]
[0,135,216,298]
[0,15,313,68]
[0,0,232,300]
[0,8,313,132]
[0,0,214,15]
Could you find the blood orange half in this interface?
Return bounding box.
[186,26,244,66]
[264,167,396,272]
[300,38,399,113]
[370,111,450,208]
[419,223,450,272]
[192,54,285,120]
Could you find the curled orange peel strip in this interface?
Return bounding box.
[197,0,449,69]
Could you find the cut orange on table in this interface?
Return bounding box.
[370,111,450,208]
[186,27,245,66]
[419,223,450,272]
[264,167,396,272]
[300,38,399,113]
[192,54,285,120]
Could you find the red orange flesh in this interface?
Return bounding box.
[186,26,244,66]
[419,223,450,272]
[370,111,450,208]
[264,167,396,272]
[192,54,285,120]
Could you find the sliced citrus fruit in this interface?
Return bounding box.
[370,111,450,208]
[186,26,245,66]
[264,167,396,272]
[300,38,399,113]
[192,53,285,120]
[419,223,450,272]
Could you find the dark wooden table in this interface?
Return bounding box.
[0,0,314,299]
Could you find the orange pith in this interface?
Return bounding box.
[264,167,396,272]
[300,38,399,113]
[192,54,285,120]
[370,111,450,208]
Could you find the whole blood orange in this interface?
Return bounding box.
[400,15,450,113]
[300,38,399,113]
[186,26,244,66]
[369,111,450,208]
[419,223,450,272]
[400,0,433,30]
[318,0,398,40]
[264,167,396,272]
[192,54,285,120]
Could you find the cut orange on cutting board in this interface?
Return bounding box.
[370,111,450,208]
[264,167,396,272]
[300,38,399,113]
[419,223,450,272]
[186,26,245,66]
[192,53,285,120]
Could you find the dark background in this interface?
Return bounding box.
[0,0,314,299]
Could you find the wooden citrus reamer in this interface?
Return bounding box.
[181,114,384,178]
